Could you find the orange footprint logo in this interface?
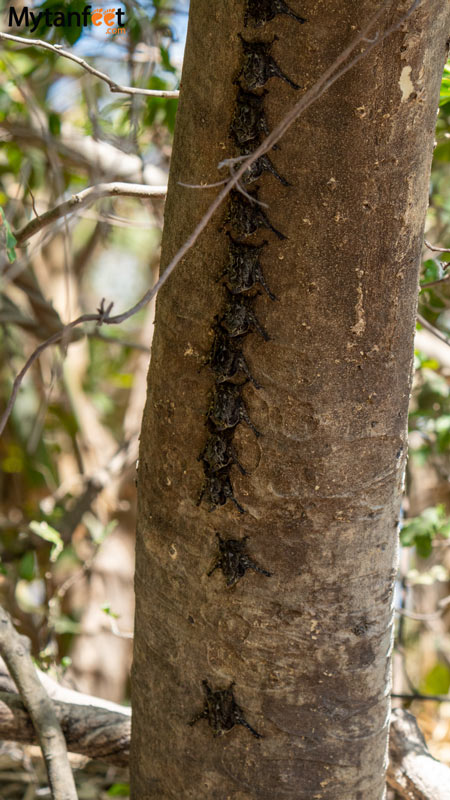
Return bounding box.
[103,9,116,25]
[91,8,103,25]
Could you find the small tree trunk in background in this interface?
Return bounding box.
[131,2,450,798]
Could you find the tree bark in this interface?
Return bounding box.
[131,2,450,798]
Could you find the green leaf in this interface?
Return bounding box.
[101,603,119,619]
[1,443,25,474]
[84,515,118,545]
[107,784,130,797]
[420,258,441,284]
[421,662,450,695]
[0,206,17,263]
[439,522,450,539]
[111,372,134,389]
[400,505,450,557]
[48,112,61,136]
[414,534,433,559]
[19,551,35,581]
[433,138,450,162]
[160,46,177,75]
[440,63,450,107]
[29,521,63,561]
[53,614,80,634]
[33,0,90,44]
[440,74,450,106]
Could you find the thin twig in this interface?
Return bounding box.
[391,692,450,702]
[235,179,270,207]
[14,182,167,245]
[420,274,450,288]
[395,595,450,621]
[0,0,422,437]
[0,607,78,799]
[106,616,134,640]
[424,239,450,254]
[0,32,179,98]
[88,330,151,352]
[417,313,450,348]
[79,209,159,228]
[178,179,228,189]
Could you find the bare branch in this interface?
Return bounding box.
[14,182,167,245]
[0,691,130,767]
[0,607,77,800]
[387,708,450,800]
[424,240,450,254]
[0,32,179,98]
[0,656,130,764]
[391,693,450,702]
[0,120,168,185]
[420,275,450,288]
[0,656,131,715]
[417,314,450,348]
[88,330,151,352]
[0,0,422,437]
[395,595,450,621]
[106,616,134,640]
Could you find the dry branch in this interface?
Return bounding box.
[0,32,179,98]
[0,692,130,767]
[0,607,77,800]
[387,708,450,800]
[0,656,131,716]
[0,657,130,765]
[14,182,167,245]
[0,121,168,186]
[418,314,450,349]
[424,240,450,254]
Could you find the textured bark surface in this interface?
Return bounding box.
[131,2,450,798]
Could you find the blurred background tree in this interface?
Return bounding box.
[393,57,450,776]
[0,1,449,797]
[0,1,184,795]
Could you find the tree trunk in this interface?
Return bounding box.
[131,2,450,798]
